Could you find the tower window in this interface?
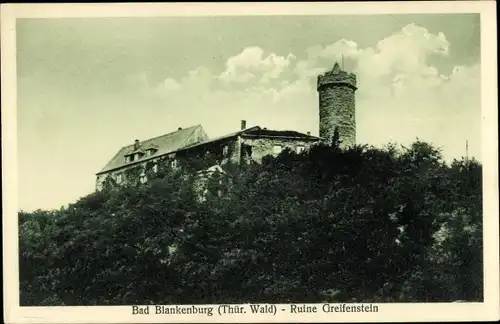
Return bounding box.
[273,145,282,154]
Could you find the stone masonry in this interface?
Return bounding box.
[317,62,357,148]
[240,137,315,164]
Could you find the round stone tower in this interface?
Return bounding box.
[317,62,357,148]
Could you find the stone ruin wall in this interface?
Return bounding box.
[240,137,316,164]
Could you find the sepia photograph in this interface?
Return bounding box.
[2,2,499,323]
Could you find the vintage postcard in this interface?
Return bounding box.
[2,1,499,323]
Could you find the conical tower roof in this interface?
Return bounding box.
[332,62,341,73]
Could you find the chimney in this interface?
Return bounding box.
[240,120,247,130]
[134,139,140,150]
[178,127,182,131]
[307,131,311,135]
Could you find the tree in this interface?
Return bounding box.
[331,126,342,150]
[19,140,483,305]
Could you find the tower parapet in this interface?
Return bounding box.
[317,62,357,148]
[317,64,357,91]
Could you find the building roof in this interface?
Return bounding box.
[97,125,203,175]
[178,126,261,151]
[241,128,320,139]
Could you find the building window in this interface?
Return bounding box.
[96,176,106,191]
[222,145,229,156]
[273,145,282,154]
[129,155,135,162]
[296,146,305,153]
[146,148,157,157]
[116,173,123,184]
[140,172,147,184]
[241,143,253,163]
[170,159,177,169]
[153,164,158,173]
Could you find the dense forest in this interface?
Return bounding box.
[19,139,483,305]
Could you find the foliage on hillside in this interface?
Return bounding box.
[19,140,483,305]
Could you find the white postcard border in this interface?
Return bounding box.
[2,2,499,323]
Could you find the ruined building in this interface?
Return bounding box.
[95,62,357,191]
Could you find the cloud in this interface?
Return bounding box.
[357,23,450,86]
[312,38,363,61]
[294,59,328,79]
[162,78,181,91]
[140,23,479,162]
[182,66,214,88]
[270,79,313,103]
[293,23,452,96]
[218,47,296,84]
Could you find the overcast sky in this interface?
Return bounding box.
[17,14,481,211]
